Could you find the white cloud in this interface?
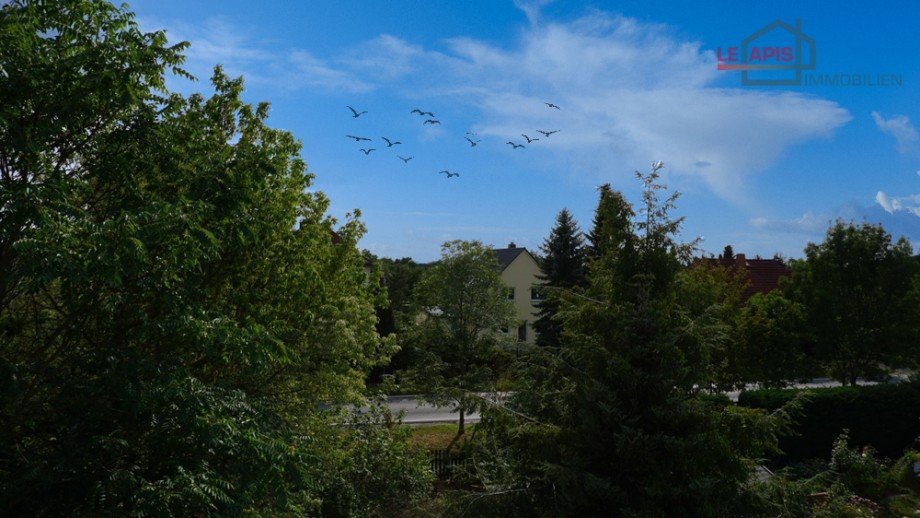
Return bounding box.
[150,8,852,203]
[342,10,850,202]
[142,16,371,93]
[749,211,830,235]
[871,111,919,153]
[876,191,920,216]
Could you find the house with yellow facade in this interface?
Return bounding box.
[493,242,543,343]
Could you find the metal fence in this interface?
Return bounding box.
[429,448,471,478]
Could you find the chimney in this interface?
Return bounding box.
[735,253,746,267]
[508,242,516,248]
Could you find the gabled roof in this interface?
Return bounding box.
[494,246,527,270]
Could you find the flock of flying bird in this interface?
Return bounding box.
[344,102,562,179]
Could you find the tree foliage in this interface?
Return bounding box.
[533,208,585,347]
[0,1,429,514]
[786,221,918,385]
[465,164,787,516]
[399,240,515,434]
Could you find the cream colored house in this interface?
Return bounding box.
[494,242,543,343]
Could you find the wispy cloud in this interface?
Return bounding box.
[340,9,851,202]
[142,15,371,93]
[751,195,920,245]
[149,7,852,203]
[871,111,919,153]
[749,211,830,235]
[876,191,920,216]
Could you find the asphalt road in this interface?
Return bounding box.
[388,375,911,424]
[386,395,481,425]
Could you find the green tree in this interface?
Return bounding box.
[467,164,787,516]
[0,1,429,514]
[786,221,918,385]
[533,208,586,347]
[400,240,515,435]
[673,261,748,390]
[721,244,735,260]
[738,291,809,388]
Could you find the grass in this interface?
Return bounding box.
[409,424,477,451]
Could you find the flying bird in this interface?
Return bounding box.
[360,148,375,155]
[522,134,540,144]
[545,102,560,110]
[439,170,459,178]
[465,137,481,147]
[506,141,525,149]
[411,108,435,117]
[398,156,414,163]
[381,137,402,147]
[347,105,368,118]
[536,129,559,137]
[423,119,441,125]
[346,135,372,142]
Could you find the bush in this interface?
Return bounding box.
[737,382,920,462]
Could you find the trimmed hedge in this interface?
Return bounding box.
[737,382,920,463]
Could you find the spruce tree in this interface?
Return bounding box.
[533,209,586,347]
[467,164,787,516]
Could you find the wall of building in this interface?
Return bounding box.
[500,251,542,342]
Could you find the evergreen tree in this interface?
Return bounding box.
[533,209,585,347]
[722,244,735,260]
[466,163,788,516]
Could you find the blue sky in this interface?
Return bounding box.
[131,0,920,262]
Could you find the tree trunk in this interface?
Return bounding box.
[458,409,465,436]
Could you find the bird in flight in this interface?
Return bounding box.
[439,170,459,178]
[381,137,402,147]
[545,102,560,110]
[522,134,540,144]
[360,148,375,155]
[398,155,414,163]
[347,106,368,118]
[465,137,481,147]
[423,119,441,125]
[346,135,372,142]
[536,129,559,137]
[411,108,435,117]
[506,141,525,149]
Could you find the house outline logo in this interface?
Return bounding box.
[742,19,815,86]
[717,19,816,86]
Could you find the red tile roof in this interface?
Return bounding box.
[700,254,791,300]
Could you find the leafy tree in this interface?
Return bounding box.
[673,261,748,390]
[738,291,810,388]
[400,240,515,434]
[786,221,919,385]
[533,208,586,347]
[721,244,735,260]
[367,256,428,384]
[466,164,788,516]
[0,1,429,514]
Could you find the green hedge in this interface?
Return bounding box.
[737,382,920,463]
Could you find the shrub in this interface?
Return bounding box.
[737,382,920,462]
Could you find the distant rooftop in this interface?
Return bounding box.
[700,253,791,300]
[494,242,527,269]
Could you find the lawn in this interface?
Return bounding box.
[409,424,477,451]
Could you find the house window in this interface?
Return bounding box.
[530,287,543,300]
[507,287,515,300]
[517,321,527,341]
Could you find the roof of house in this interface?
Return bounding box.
[700,254,791,300]
[493,242,529,270]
